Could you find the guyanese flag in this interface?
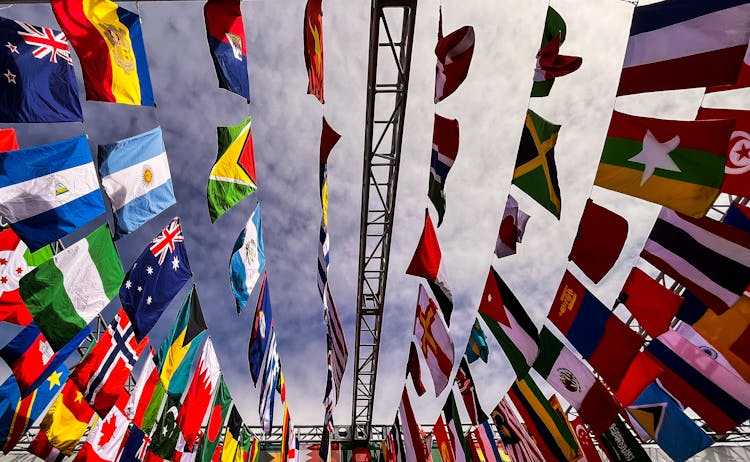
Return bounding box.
[208,116,257,222]
[512,109,562,218]
[594,110,733,218]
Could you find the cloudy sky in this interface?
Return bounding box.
[0,0,745,439]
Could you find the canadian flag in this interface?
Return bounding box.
[73,403,130,462]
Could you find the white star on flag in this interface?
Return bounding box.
[146,296,152,305]
[172,256,179,270]
[137,286,143,292]
[125,280,132,289]
[146,266,154,275]
[629,129,681,186]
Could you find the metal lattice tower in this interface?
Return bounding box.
[350,0,417,442]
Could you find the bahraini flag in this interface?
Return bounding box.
[177,338,221,452]
[208,116,257,222]
[594,110,733,218]
[51,0,154,105]
[204,0,249,100]
[230,202,265,313]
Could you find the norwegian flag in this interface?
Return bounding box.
[69,309,148,416]
[15,20,72,65]
[150,217,185,266]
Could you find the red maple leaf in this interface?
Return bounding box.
[98,414,118,448]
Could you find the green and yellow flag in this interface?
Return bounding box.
[208,116,257,222]
[512,109,562,218]
[221,406,243,462]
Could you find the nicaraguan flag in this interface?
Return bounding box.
[0,134,105,251]
[230,202,265,312]
[98,127,176,238]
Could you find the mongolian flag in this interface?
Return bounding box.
[50,0,154,105]
[303,0,324,103]
[38,380,95,456]
[204,0,250,100]
[230,202,265,313]
[0,228,52,326]
[617,0,750,96]
[594,110,733,218]
[412,284,453,396]
[494,195,529,259]
[568,199,628,283]
[697,107,750,198]
[428,114,460,226]
[196,376,231,462]
[207,116,257,222]
[531,6,582,97]
[434,9,474,103]
[512,109,562,218]
[406,211,453,322]
[618,267,683,338]
[0,17,82,122]
[177,338,222,452]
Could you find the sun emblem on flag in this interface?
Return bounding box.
[557,367,581,393]
[142,165,153,186]
[15,21,72,65]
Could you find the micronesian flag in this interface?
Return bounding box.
[99,127,176,239]
[204,0,250,100]
[0,134,105,252]
[0,17,83,123]
[230,202,265,313]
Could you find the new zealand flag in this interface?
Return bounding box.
[0,17,82,122]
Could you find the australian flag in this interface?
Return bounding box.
[204,0,250,100]
[0,17,82,123]
[120,217,192,340]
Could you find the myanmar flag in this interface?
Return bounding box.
[594,110,733,218]
[512,109,562,218]
[207,117,257,222]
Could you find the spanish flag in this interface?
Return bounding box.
[51,0,154,106]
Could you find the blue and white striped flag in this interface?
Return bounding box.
[98,127,176,239]
[230,202,265,313]
[0,135,105,251]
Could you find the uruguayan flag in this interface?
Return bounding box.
[230,202,265,312]
[98,127,176,238]
[0,135,105,251]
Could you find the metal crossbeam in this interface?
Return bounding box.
[350,0,416,442]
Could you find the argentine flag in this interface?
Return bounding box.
[0,135,105,251]
[230,202,265,312]
[98,127,176,238]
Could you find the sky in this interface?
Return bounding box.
[0,0,747,441]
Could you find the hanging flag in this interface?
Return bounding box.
[406,211,453,322]
[196,376,231,462]
[50,0,154,105]
[596,417,651,462]
[279,370,296,462]
[725,201,750,232]
[119,425,150,462]
[405,341,426,397]
[473,422,501,462]
[121,217,192,340]
[442,392,471,462]
[478,267,539,378]
[27,430,65,462]
[0,134,106,251]
[0,364,68,453]
[0,228,53,326]
[0,17,82,122]
[507,374,580,462]
[156,286,208,398]
[455,357,488,425]
[432,414,455,462]
[73,403,130,462]
[533,327,619,435]
[20,225,122,350]
[569,418,603,462]
[615,351,663,408]
[150,395,182,459]
[248,274,273,385]
[512,109,562,218]
[412,284,453,396]
[465,318,488,364]
[399,387,427,462]
[646,329,750,434]
[491,398,544,462]
[627,382,713,461]
[617,267,682,338]
[177,338,222,452]
[37,380,95,456]
[221,406,243,462]
[549,270,644,389]
[238,428,257,462]
[207,116,257,222]
[547,395,582,461]
[531,6,582,97]
[230,202,265,313]
[204,0,249,100]
[434,10,475,103]
[323,290,347,402]
[617,0,750,96]
[428,114,460,226]
[697,107,750,200]
[594,111,733,217]
[69,308,147,416]
[259,331,280,435]
[641,207,750,313]
[98,127,176,239]
[568,199,628,283]
[140,380,165,436]
[303,0,324,103]
[125,346,159,427]
[494,195,530,259]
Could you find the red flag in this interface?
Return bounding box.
[303,0,324,103]
[494,195,530,259]
[73,404,130,462]
[535,34,582,81]
[434,8,475,103]
[177,339,221,451]
[568,199,628,283]
[697,107,750,198]
[0,228,48,325]
[405,341,426,397]
[706,41,750,93]
[570,418,603,462]
[27,430,64,462]
[432,415,455,462]
[0,128,18,151]
[615,351,662,407]
[618,267,682,337]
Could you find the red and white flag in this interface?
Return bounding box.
[413,285,454,396]
[434,8,475,103]
[73,403,130,462]
[697,107,750,198]
[494,195,530,259]
[125,346,159,426]
[399,387,427,462]
[176,338,221,451]
[570,418,603,462]
[0,228,50,325]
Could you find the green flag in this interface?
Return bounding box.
[20,225,123,350]
[197,376,232,462]
[150,395,181,459]
[598,417,652,462]
[531,7,580,97]
[141,380,165,435]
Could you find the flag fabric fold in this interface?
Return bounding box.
[204,0,249,100]
[454,357,488,425]
[494,195,530,259]
[177,337,222,452]
[568,199,628,283]
[37,380,95,456]
[73,403,130,462]
[491,398,544,462]
[399,387,427,462]
[412,284,453,396]
[434,10,475,104]
[303,0,324,103]
[618,267,682,338]
[697,107,750,198]
[125,346,159,427]
[531,6,582,97]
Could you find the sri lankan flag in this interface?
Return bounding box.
[594,110,733,218]
[51,0,154,106]
[208,116,257,222]
[512,109,562,218]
